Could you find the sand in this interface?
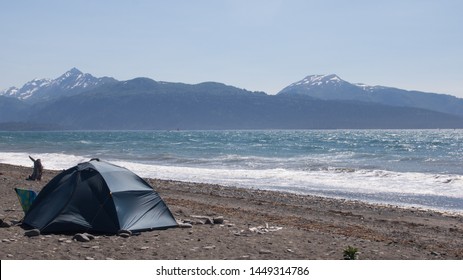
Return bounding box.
[1,163,462,260]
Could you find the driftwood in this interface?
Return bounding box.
[27,156,43,181]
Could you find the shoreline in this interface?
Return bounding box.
[1,163,463,259]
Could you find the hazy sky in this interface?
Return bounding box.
[1,0,462,97]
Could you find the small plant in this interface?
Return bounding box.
[343,246,359,260]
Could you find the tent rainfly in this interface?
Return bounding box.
[23,159,177,234]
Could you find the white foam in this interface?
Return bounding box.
[2,152,462,212]
[0,152,88,170]
[111,159,463,199]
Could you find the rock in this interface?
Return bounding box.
[203,245,216,250]
[191,215,214,225]
[213,216,224,224]
[178,223,193,228]
[140,246,150,250]
[73,233,91,242]
[117,229,132,238]
[85,256,95,260]
[118,232,131,238]
[24,229,41,237]
[0,219,12,228]
[259,249,272,254]
[84,233,95,240]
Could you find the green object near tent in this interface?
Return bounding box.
[14,188,38,213]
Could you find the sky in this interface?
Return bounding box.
[1,0,462,97]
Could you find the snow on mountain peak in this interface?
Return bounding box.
[289,74,344,88]
[0,68,115,102]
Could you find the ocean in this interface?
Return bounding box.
[1,130,462,213]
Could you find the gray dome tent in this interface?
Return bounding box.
[23,159,177,234]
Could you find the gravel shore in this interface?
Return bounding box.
[1,163,462,260]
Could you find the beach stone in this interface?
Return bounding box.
[213,216,224,224]
[24,229,41,237]
[58,238,68,243]
[178,223,193,228]
[84,233,95,240]
[191,215,214,225]
[118,232,131,238]
[117,229,132,238]
[73,233,91,242]
[259,249,272,254]
[0,219,12,228]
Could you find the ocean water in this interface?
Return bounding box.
[1,130,462,213]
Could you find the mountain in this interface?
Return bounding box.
[0,68,117,103]
[1,70,463,130]
[0,96,30,122]
[278,74,463,117]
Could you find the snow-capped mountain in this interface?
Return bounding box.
[278,74,369,100]
[278,74,463,117]
[287,74,346,88]
[0,68,117,102]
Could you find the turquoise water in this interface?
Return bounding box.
[1,130,462,212]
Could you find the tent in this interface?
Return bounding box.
[23,159,177,234]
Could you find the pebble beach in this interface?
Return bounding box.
[1,163,463,260]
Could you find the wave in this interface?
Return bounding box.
[2,129,463,214]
